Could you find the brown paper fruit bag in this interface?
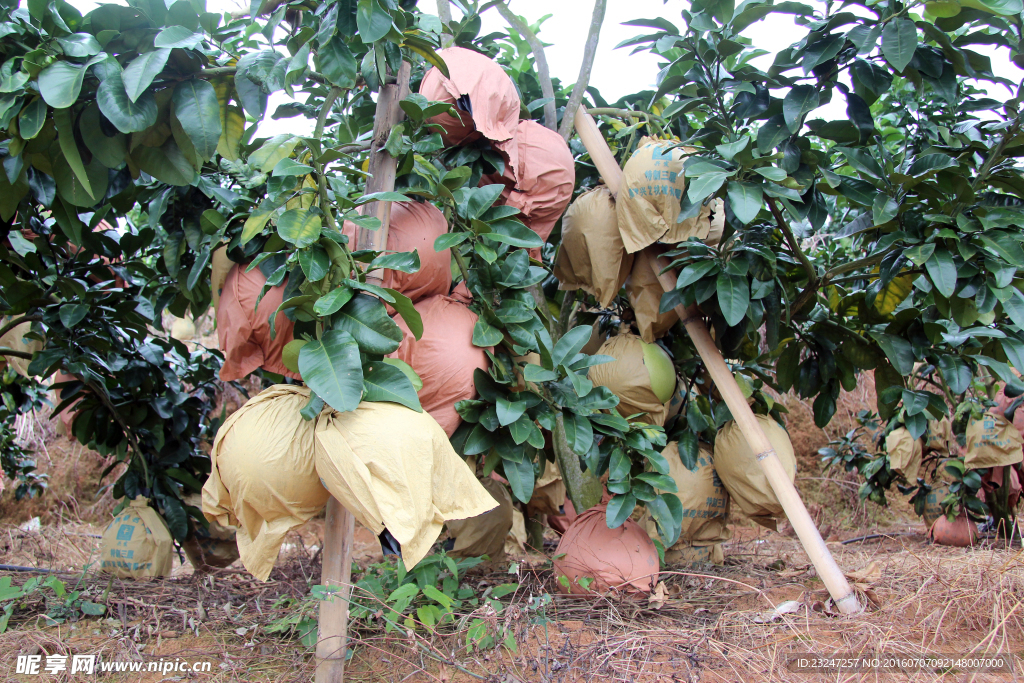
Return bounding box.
[588,333,677,426]
[658,442,732,544]
[216,264,298,382]
[343,201,451,305]
[181,493,239,571]
[886,427,923,482]
[616,137,714,254]
[0,319,43,377]
[527,458,566,517]
[922,483,952,527]
[480,120,575,253]
[313,401,498,571]
[714,415,796,530]
[965,412,1024,469]
[418,47,521,175]
[389,294,490,437]
[929,510,978,547]
[625,246,679,343]
[555,186,634,308]
[202,385,329,581]
[665,541,724,566]
[210,245,232,310]
[446,477,513,562]
[553,505,659,595]
[924,417,955,457]
[99,496,174,579]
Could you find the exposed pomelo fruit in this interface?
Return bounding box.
[641,340,676,404]
[170,317,195,341]
[282,339,307,375]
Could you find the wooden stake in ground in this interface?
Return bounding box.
[315,61,413,683]
[572,104,860,616]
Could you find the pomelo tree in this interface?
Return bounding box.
[0,0,1022,545]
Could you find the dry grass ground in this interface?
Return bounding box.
[0,382,1021,681]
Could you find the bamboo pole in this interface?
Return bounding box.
[572,105,860,615]
[315,61,414,683]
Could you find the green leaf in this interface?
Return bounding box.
[123,49,171,103]
[17,97,46,139]
[881,18,917,73]
[872,194,898,225]
[686,172,728,204]
[467,184,506,218]
[54,107,92,199]
[715,137,749,161]
[716,271,749,327]
[356,0,394,43]
[523,364,558,382]
[241,197,284,245]
[38,62,86,109]
[504,458,535,504]
[277,208,322,248]
[187,245,211,292]
[783,84,819,132]
[369,251,420,273]
[563,412,594,454]
[98,71,158,133]
[53,152,108,207]
[757,114,790,152]
[605,493,636,529]
[385,288,423,340]
[298,329,363,412]
[298,245,330,281]
[550,325,593,369]
[334,294,403,354]
[908,153,958,177]
[727,181,762,224]
[869,332,914,375]
[59,303,88,328]
[483,220,544,248]
[318,36,358,88]
[382,358,422,391]
[937,355,971,395]
[272,158,315,176]
[363,362,422,411]
[58,33,102,57]
[1002,288,1024,329]
[925,249,957,299]
[434,233,468,251]
[472,320,503,347]
[132,140,197,186]
[250,135,299,172]
[172,79,222,161]
[496,397,527,427]
[154,26,203,49]
[313,286,354,316]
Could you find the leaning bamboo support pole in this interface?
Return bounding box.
[572,105,860,615]
[315,62,414,683]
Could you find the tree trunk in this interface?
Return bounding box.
[553,413,603,513]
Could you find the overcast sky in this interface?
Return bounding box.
[62,0,1023,138]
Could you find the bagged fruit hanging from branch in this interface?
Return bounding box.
[313,401,498,571]
[216,264,298,382]
[202,385,329,581]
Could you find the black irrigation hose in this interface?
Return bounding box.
[0,564,62,573]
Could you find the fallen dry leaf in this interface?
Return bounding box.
[648,581,668,610]
[845,560,882,586]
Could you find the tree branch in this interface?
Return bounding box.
[0,348,32,360]
[496,3,557,132]
[767,197,817,288]
[558,0,607,141]
[436,0,452,45]
[0,314,41,342]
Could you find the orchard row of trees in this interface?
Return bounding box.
[0,0,1023,545]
